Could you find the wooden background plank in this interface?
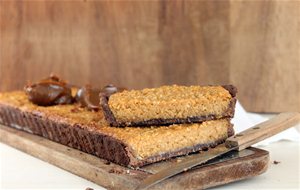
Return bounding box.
[0,0,299,112]
[0,0,230,89]
[230,0,300,112]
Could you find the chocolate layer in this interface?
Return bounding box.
[0,103,233,168]
[0,104,131,166]
[100,85,237,127]
[131,125,234,167]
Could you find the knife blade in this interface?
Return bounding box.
[139,146,254,174]
[135,112,300,190]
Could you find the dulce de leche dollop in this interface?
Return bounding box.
[75,85,101,111]
[24,75,73,106]
[75,84,126,111]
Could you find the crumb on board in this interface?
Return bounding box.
[273,160,281,165]
[85,188,94,190]
[70,107,81,113]
[104,160,111,165]
[109,168,123,174]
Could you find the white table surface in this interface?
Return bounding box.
[1,110,299,189]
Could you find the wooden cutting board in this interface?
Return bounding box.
[0,125,269,190]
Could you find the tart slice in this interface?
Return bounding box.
[0,91,234,168]
[100,85,237,127]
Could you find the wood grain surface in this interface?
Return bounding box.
[0,0,299,112]
[0,125,269,190]
[230,0,300,112]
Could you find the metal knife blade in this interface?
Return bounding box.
[139,147,254,174]
[135,112,300,190]
[192,148,254,170]
[135,144,235,190]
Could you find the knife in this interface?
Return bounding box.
[135,112,300,190]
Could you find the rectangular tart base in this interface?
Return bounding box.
[0,91,234,168]
[0,91,233,167]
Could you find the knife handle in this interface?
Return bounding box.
[225,112,300,151]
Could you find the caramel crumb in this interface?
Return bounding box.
[70,107,80,113]
[170,158,177,163]
[273,160,281,165]
[104,160,111,165]
[85,188,94,190]
[109,168,123,174]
